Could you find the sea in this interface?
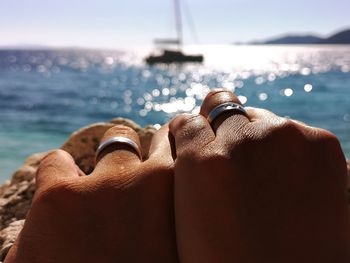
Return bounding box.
[0,45,349,181]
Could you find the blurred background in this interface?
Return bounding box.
[0,0,349,181]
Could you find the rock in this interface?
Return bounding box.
[23,152,49,168]
[0,179,35,230]
[0,220,25,261]
[0,182,10,199]
[9,151,49,188]
[9,151,48,185]
[0,151,47,232]
[10,165,37,185]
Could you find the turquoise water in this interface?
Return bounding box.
[0,45,349,181]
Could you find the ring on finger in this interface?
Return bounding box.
[95,137,142,162]
[207,102,248,125]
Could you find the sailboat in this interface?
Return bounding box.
[145,0,204,65]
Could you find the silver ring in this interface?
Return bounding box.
[95,137,142,161]
[207,102,247,124]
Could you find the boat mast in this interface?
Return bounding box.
[174,0,183,50]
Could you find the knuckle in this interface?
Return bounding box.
[37,150,71,174]
[111,124,136,133]
[171,114,199,128]
[203,88,235,102]
[263,118,301,141]
[275,118,299,134]
[182,122,208,141]
[180,114,202,128]
[315,128,338,142]
[170,114,204,135]
[104,125,138,138]
[41,149,70,163]
[245,118,305,155]
[313,128,343,152]
[204,88,228,99]
[36,152,67,175]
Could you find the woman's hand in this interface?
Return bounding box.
[6,125,178,263]
[170,89,350,263]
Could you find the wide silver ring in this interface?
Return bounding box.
[207,102,247,124]
[95,137,142,162]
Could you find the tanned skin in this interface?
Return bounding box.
[6,125,178,263]
[170,89,350,263]
[6,89,350,263]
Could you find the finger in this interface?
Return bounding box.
[200,89,250,138]
[93,125,142,175]
[247,106,317,130]
[246,107,314,128]
[36,149,80,191]
[169,114,215,158]
[147,124,175,164]
[143,124,174,193]
[246,107,338,146]
[245,107,279,122]
[246,107,311,128]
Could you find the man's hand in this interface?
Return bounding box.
[170,89,350,263]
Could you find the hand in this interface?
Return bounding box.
[6,125,178,263]
[170,89,350,263]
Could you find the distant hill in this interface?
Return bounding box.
[320,29,350,44]
[246,28,350,45]
[262,35,323,44]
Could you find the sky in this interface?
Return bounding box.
[0,0,349,49]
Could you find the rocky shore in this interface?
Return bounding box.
[0,118,349,261]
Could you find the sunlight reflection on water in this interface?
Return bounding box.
[1,46,350,122]
[0,45,350,179]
